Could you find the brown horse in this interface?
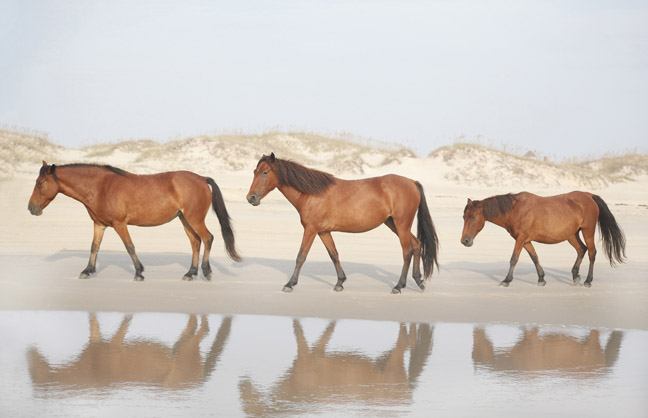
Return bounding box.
[28,162,241,281]
[461,191,626,287]
[246,153,439,293]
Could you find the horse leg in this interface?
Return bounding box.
[283,228,317,292]
[195,223,214,281]
[582,226,597,287]
[567,233,587,286]
[391,220,416,294]
[385,218,424,290]
[179,212,202,281]
[79,222,106,279]
[523,242,546,286]
[501,239,525,287]
[113,223,145,281]
[385,216,425,293]
[319,232,347,292]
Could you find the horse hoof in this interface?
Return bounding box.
[418,283,425,292]
[499,281,510,287]
[282,285,293,293]
[204,273,213,282]
[133,275,145,282]
[537,280,546,287]
[391,287,401,294]
[333,285,344,292]
[583,281,592,288]
[573,276,581,286]
[78,273,91,280]
[182,275,194,281]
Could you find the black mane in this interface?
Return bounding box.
[59,163,130,178]
[471,193,518,219]
[258,156,335,195]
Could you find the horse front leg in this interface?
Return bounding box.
[113,223,145,281]
[283,228,317,292]
[501,239,525,287]
[79,222,106,279]
[319,232,347,292]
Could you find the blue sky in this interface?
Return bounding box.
[1,0,647,157]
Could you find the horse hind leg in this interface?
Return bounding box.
[385,218,424,292]
[178,212,201,281]
[182,209,215,281]
[581,226,597,287]
[567,232,587,286]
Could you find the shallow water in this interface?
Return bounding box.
[0,312,646,417]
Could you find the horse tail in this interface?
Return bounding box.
[206,178,242,262]
[592,195,626,266]
[415,182,439,279]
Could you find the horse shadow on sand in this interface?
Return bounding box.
[43,249,416,290]
[44,249,236,280]
[443,260,581,287]
[233,256,423,292]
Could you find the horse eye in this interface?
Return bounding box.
[263,171,268,175]
[470,215,476,220]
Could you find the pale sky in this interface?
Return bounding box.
[1,0,647,157]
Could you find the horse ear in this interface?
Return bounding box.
[467,198,472,205]
[269,152,276,163]
[42,161,47,166]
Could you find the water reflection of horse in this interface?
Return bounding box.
[472,327,623,373]
[27,314,231,389]
[239,320,433,416]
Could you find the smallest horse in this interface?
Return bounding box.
[461,191,625,287]
[28,162,241,281]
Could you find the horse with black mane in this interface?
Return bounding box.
[461,191,625,287]
[28,162,241,281]
[246,153,439,294]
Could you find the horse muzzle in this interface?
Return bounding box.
[28,204,42,216]
[461,236,473,247]
[247,194,261,206]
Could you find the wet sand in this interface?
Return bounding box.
[1,175,647,330]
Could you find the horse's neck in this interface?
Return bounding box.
[487,213,512,231]
[277,184,307,210]
[57,168,104,206]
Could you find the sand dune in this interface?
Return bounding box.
[1,129,647,330]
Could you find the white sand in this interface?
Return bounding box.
[2,132,647,330]
[2,150,647,330]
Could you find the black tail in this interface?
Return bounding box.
[415,182,439,279]
[207,178,242,262]
[592,195,626,266]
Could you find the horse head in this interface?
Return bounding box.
[246,153,279,206]
[28,161,60,216]
[461,198,486,247]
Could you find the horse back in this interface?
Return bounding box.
[99,171,211,226]
[511,191,598,242]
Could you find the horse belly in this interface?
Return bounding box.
[322,202,389,233]
[125,196,181,226]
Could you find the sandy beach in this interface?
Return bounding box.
[2,141,647,330]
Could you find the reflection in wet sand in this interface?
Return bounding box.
[27,313,232,390]
[472,327,623,373]
[238,320,433,416]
